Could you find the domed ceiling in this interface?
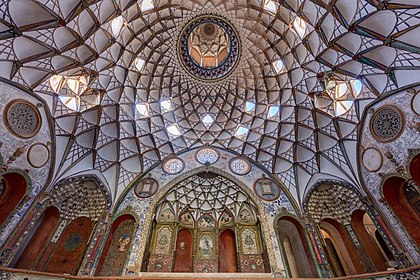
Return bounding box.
[1,0,420,206]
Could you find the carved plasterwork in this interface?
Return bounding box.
[359,88,420,263]
[240,227,259,255]
[370,105,405,143]
[50,176,111,222]
[153,226,173,255]
[0,81,52,248]
[3,99,41,139]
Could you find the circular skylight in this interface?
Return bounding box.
[178,15,240,81]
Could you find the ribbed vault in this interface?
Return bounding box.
[1,0,420,206]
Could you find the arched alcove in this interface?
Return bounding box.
[0,172,27,226]
[45,216,93,274]
[305,183,376,276]
[10,175,112,275]
[275,216,317,278]
[96,214,136,276]
[383,176,420,245]
[219,229,237,272]
[13,206,60,270]
[410,153,420,186]
[320,228,346,277]
[351,210,389,271]
[144,171,268,273]
[173,229,193,272]
[320,219,362,275]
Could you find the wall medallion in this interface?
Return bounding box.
[134,177,158,198]
[27,142,50,168]
[229,157,251,175]
[162,156,185,174]
[198,233,214,258]
[362,147,383,172]
[253,177,281,201]
[3,99,41,139]
[370,105,405,143]
[196,147,219,165]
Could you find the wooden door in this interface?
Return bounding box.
[219,229,238,272]
[173,229,193,272]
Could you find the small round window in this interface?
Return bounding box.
[162,157,185,174]
[196,147,219,165]
[229,157,251,175]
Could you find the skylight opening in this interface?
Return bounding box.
[111,15,125,37]
[67,76,88,95]
[335,83,349,99]
[334,100,353,117]
[167,124,181,137]
[351,79,363,97]
[202,114,214,127]
[49,75,65,93]
[59,96,80,112]
[273,59,285,74]
[160,99,172,112]
[291,17,307,38]
[141,0,154,12]
[245,101,255,112]
[136,103,149,117]
[235,126,249,138]
[267,105,280,118]
[135,58,146,72]
[264,0,277,15]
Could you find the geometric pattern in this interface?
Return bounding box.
[1,1,420,207]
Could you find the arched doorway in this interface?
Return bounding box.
[305,184,374,276]
[276,217,317,277]
[383,176,420,245]
[173,229,193,272]
[219,229,237,272]
[96,214,136,276]
[351,210,390,271]
[0,173,27,226]
[320,219,361,276]
[320,228,346,277]
[144,171,268,273]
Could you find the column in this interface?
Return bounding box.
[304,221,332,278]
[78,211,113,276]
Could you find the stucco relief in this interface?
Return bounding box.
[115,148,296,275]
[359,88,420,263]
[0,81,52,248]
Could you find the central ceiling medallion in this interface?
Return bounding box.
[178,15,241,81]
